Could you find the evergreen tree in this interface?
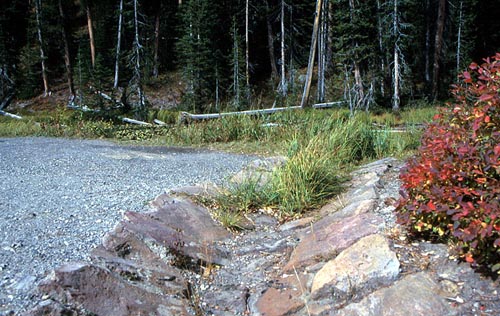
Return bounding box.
[177,0,218,112]
[331,0,378,111]
[230,17,247,110]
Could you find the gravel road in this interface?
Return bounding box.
[0,137,255,314]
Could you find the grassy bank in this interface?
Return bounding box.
[0,106,436,226]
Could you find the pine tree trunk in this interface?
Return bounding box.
[280,0,287,96]
[34,0,49,96]
[265,0,278,80]
[153,5,160,78]
[58,0,74,97]
[317,0,327,103]
[432,0,446,99]
[349,0,364,107]
[327,0,333,71]
[353,59,364,105]
[424,0,431,84]
[456,0,463,75]
[245,0,250,100]
[376,0,385,97]
[232,19,240,107]
[114,0,123,89]
[300,0,323,108]
[133,0,145,110]
[392,0,400,112]
[85,1,96,68]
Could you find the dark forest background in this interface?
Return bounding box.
[1,0,499,114]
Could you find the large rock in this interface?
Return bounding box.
[335,272,453,316]
[150,194,230,242]
[91,237,186,296]
[284,213,384,272]
[319,199,376,222]
[311,234,400,301]
[27,262,190,316]
[128,194,231,265]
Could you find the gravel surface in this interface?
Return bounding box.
[0,137,255,314]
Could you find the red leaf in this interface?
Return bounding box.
[463,71,472,83]
[479,94,494,102]
[465,253,475,263]
[427,200,437,211]
[494,144,500,156]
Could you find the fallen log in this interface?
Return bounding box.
[89,86,125,108]
[180,105,302,124]
[153,119,166,126]
[312,101,344,109]
[0,110,22,120]
[122,117,152,126]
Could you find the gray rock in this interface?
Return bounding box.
[284,213,384,272]
[26,262,191,316]
[311,234,400,301]
[336,272,453,316]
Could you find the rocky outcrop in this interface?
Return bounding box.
[25,157,500,315]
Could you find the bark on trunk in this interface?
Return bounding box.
[300,0,323,108]
[245,0,250,93]
[232,19,240,107]
[133,0,145,110]
[58,0,74,97]
[392,0,400,112]
[424,0,431,84]
[376,0,385,97]
[35,0,49,96]
[114,0,124,88]
[280,0,287,96]
[353,59,364,105]
[317,0,327,103]
[432,0,446,99]
[265,0,278,80]
[456,0,463,75]
[86,2,96,68]
[349,0,364,106]
[153,6,160,78]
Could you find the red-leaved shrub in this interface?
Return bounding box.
[396,53,500,272]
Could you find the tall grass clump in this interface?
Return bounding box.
[267,115,377,217]
[201,112,424,222]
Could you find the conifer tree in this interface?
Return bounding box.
[177,0,217,112]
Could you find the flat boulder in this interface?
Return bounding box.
[311,234,400,302]
[336,272,453,316]
[26,262,190,316]
[284,213,384,272]
[128,194,231,265]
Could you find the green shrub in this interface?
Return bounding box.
[396,54,500,272]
